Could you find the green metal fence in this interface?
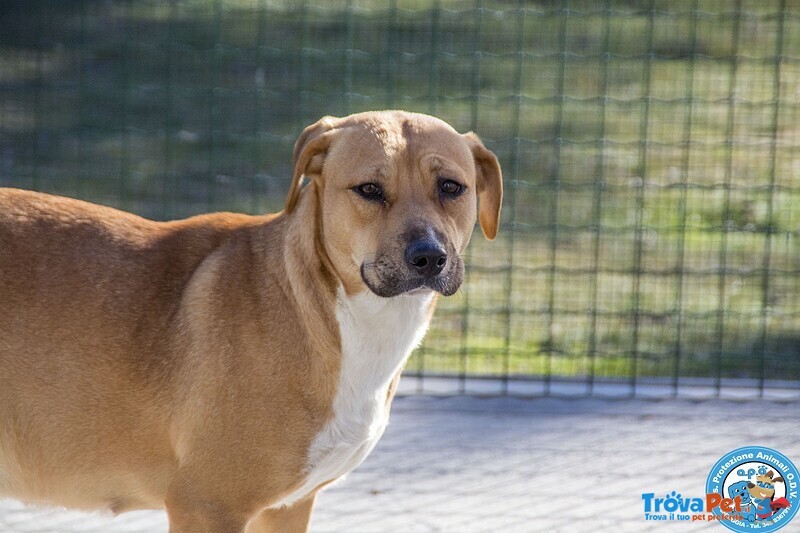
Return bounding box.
[1,0,799,398]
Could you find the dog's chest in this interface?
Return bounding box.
[274,290,433,508]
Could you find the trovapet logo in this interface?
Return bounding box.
[706,446,797,532]
[641,446,798,532]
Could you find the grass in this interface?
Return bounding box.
[0,0,798,383]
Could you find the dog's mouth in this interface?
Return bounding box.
[360,256,464,298]
[753,488,772,499]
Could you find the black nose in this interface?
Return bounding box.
[405,239,447,278]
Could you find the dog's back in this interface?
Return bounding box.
[0,188,249,374]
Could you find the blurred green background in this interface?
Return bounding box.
[1,0,798,395]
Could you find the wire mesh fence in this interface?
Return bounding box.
[1,0,798,399]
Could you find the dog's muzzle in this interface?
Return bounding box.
[361,237,464,298]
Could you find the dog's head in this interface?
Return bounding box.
[748,471,783,500]
[728,480,752,505]
[285,110,502,298]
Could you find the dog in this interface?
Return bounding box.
[0,110,502,532]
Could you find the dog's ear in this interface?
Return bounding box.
[285,116,339,214]
[463,132,503,240]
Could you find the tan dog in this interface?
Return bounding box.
[0,110,502,532]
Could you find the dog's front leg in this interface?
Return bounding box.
[166,500,249,533]
[245,496,316,533]
[165,477,252,533]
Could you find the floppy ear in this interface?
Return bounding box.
[463,132,503,240]
[284,116,338,214]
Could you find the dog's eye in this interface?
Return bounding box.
[354,183,384,201]
[439,179,463,197]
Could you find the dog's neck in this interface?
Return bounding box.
[272,286,434,509]
[328,286,433,463]
[334,287,434,398]
[279,186,341,371]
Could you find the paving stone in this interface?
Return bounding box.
[1,395,798,532]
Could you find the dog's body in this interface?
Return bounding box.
[0,111,501,532]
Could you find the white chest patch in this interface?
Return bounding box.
[272,288,433,508]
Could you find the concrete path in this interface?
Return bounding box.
[1,395,798,532]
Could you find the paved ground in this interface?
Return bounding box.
[1,393,798,532]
